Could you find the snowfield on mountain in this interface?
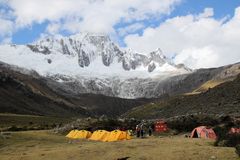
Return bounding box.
[0,33,191,99]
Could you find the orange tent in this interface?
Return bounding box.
[72,130,92,139]
[191,126,217,140]
[105,130,131,142]
[89,130,110,141]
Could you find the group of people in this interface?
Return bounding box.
[135,123,153,138]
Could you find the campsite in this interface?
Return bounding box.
[0,115,240,160]
[1,1,240,159]
[0,130,238,160]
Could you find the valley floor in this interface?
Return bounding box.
[0,130,238,160]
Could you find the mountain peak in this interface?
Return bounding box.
[0,32,191,79]
[154,48,166,58]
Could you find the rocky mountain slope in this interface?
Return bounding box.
[0,62,152,117]
[1,33,240,119]
[45,61,240,99]
[124,71,240,119]
[0,33,190,99]
[1,60,239,118]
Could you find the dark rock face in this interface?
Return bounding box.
[78,50,90,67]
[47,59,52,64]
[148,62,156,72]
[60,39,71,55]
[122,59,131,71]
[149,50,166,65]
[27,45,51,55]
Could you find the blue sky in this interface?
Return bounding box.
[5,0,239,45]
[0,0,240,69]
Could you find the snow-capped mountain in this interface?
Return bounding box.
[0,33,191,98]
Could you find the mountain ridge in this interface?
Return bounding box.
[0,33,239,99]
[123,73,240,119]
[0,61,152,117]
[0,33,190,77]
[0,33,191,99]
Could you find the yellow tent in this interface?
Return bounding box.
[72,130,92,139]
[89,130,110,141]
[66,130,78,138]
[105,130,131,142]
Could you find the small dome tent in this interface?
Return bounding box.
[72,130,92,139]
[66,130,78,138]
[191,126,217,140]
[66,130,92,139]
[105,130,131,142]
[89,130,110,141]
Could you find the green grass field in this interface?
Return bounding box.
[0,113,74,131]
[0,130,238,160]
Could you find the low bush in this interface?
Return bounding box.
[236,144,240,157]
[8,125,22,131]
[167,115,220,132]
[224,134,240,147]
[214,125,240,158]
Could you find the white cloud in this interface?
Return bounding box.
[46,22,61,35]
[198,8,214,18]
[0,36,12,44]
[0,17,13,43]
[0,18,13,36]
[125,7,240,69]
[117,23,145,36]
[174,46,219,69]
[0,6,14,43]
[2,0,239,70]
[5,0,181,34]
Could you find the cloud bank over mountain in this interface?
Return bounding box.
[125,7,240,69]
[0,0,240,69]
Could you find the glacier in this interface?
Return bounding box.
[0,32,191,98]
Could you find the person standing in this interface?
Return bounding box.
[136,125,140,138]
[140,124,144,138]
[148,126,153,136]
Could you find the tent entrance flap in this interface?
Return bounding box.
[192,130,198,138]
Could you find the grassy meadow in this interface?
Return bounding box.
[0,130,238,160]
[0,113,74,131]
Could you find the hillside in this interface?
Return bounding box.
[0,62,88,117]
[124,74,240,119]
[1,59,240,119]
[0,62,151,117]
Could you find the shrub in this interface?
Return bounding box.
[167,115,220,132]
[8,125,22,131]
[214,126,240,147]
[214,126,229,146]
[236,145,240,157]
[224,134,240,147]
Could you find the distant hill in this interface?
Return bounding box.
[124,74,240,119]
[1,60,240,119]
[0,62,151,117]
